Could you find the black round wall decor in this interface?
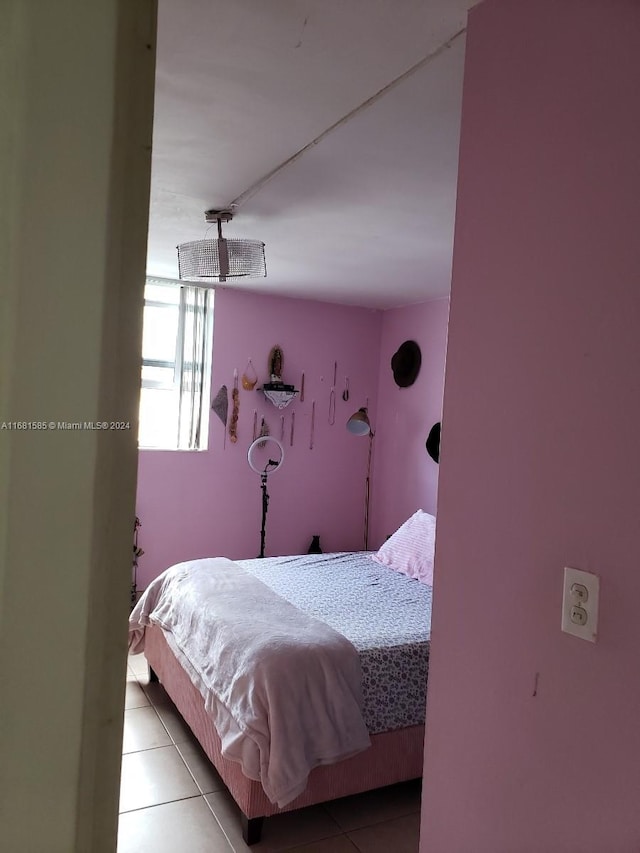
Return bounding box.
[426,422,441,463]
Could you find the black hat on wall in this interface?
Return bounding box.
[391,340,422,388]
[426,422,441,463]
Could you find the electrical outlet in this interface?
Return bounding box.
[561,567,599,642]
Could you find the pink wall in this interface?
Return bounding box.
[370,298,449,547]
[136,289,381,588]
[421,2,640,851]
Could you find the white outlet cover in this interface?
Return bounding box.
[561,566,599,642]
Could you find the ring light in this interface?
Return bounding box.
[247,436,284,558]
[247,435,284,474]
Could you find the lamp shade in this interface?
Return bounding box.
[177,238,266,283]
[346,408,371,436]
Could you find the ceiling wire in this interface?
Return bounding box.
[229,26,467,212]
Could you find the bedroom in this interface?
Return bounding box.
[133,0,465,583]
[126,1,459,848]
[4,2,640,853]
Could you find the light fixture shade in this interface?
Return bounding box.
[346,408,372,436]
[177,238,266,283]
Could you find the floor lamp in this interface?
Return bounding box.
[346,407,374,550]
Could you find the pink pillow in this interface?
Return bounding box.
[372,510,436,585]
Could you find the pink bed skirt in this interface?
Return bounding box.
[144,624,425,819]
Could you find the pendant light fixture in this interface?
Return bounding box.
[177,209,266,285]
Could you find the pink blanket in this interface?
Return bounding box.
[129,558,371,806]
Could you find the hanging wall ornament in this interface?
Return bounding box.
[258,416,270,448]
[229,371,239,443]
[211,384,229,448]
[211,385,228,423]
[391,340,422,388]
[241,358,258,390]
[426,422,441,463]
[328,361,337,425]
[342,376,350,402]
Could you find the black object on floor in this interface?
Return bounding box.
[307,535,322,554]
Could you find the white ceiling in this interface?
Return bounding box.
[147,0,477,309]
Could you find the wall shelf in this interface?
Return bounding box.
[260,384,299,409]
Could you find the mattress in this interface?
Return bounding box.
[236,551,432,734]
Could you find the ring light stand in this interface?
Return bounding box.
[247,436,284,558]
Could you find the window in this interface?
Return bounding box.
[138,277,213,450]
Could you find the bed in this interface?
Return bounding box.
[129,545,433,845]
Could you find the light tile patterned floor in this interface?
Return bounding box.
[119,655,422,853]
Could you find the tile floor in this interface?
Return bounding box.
[119,654,422,852]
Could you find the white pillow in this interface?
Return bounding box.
[372,510,436,585]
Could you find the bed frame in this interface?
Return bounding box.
[144,624,425,845]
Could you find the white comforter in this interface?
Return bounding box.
[129,558,371,806]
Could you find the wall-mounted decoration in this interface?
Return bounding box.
[426,422,441,463]
[131,516,144,610]
[342,376,350,402]
[258,416,270,448]
[241,358,258,390]
[260,344,299,408]
[268,345,284,382]
[229,372,239,443]
[391,340,422,388]
[262,385,298,408]
[211,385,228,448]
[328,361,337,424]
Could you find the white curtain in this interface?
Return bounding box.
[176,286,213,449]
